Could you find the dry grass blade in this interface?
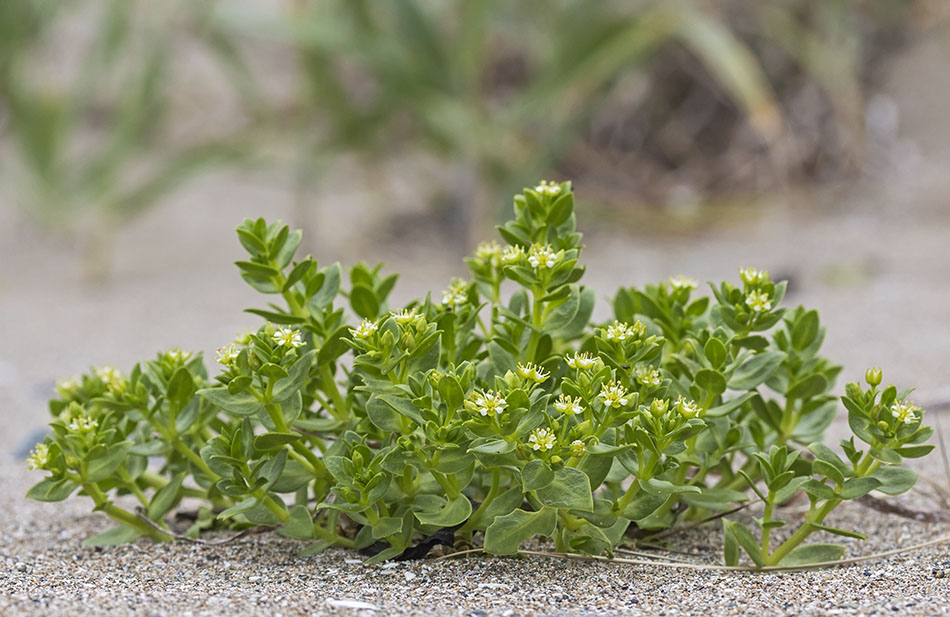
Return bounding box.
[135,510,274,546]
[434,535,950,572]
[648,500,759,541]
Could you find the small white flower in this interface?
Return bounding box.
[501,245,525,265]
[165,347,191,362]
[891,401,921,425]
[475,241,502,265]
[471,390,508,417]
[527,244,560,270]
[745,290,772,314]
[739,267,768,285]
[95,366,125,394]
[635,365,663,387]
[528,427,556,451]
[216,344,240,366]
[676,396,701,419]
[669,275,697,291]
[273,327,305,349]
[391,308,418,325]
[566,352,597,371]
[598,381,629,409]
[350,319,379,339]
[534,180,562,196]
[95,366,122,383]
[67,415,98,433]
[55,377,80,399]
[517,362,550,384]
[441,279,470,307]
[27,443,49,470]
[604,320,645,343]
[569,440,587,457]
[553,394,584,416]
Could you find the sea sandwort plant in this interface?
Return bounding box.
[27,181,934,566]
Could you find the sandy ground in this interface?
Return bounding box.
[2,27,950,617]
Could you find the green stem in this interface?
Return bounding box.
[83,482,173,542]
[116,467,150,507]
[460,469,501,534]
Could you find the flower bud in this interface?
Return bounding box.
[865,367,882,387]
[650,398,670,418]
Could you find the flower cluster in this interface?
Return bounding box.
[441,278,470,307]
[553,394,584,416]
[527,244,560,270]
[273,327,305,349]
[517,362,549,384]
[534,180,562,196]
[528,427,556,451]
[216,343,240,366]
[350,319,379,339]
[739,267,769,286]
[635,365,662,387]
[669,275,697,291]
[566,352,597,371]
[469,390,508,417]
[604,320,645,343]
[890,400,921,425]
[598,381,630,408]
[745,289,772,314]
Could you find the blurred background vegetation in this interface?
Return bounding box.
[0,0,945,277]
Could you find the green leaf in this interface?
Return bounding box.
[254,432,301,452]
[800,479,836,501]
[728,351,786,390]
[483,508,557,555]
[86,441,133,482]
[787,374,828,401]
[895,445,934,459]
[723,518,738,566]
[778,543,845,566]
[840,477,882,500]
[682,487,749,509]
[544,285,581,330]
[705,392,756,417]
[870,467,918,495]
[812,524,867,540]
[278,505,315,540]
[639,477,701,496]
[350,284,379,319]
[218,496,258,520]
[869,447,902,465]
[727,521,764,567]
[695,369,727,396]
[535,467,593,511]
[167,368,196,411]
[468,439,515,455]
[414,495,473,527]
[257,450,288,491]
[791,310,820,350]
[147,472,184,520]
[704,338,727,369]
[271,350,315,402]
[198,387,263,417]
[83,525,142,547]
[812,461,844,487]
[806,444,850,478]
[26,477,78,502]
[521,459,555,491]
[476,486,525,529]
[621,491,668,521]
[371,516,405,540]
[438,375,464,410]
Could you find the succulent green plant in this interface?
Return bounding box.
[27,181,933,566]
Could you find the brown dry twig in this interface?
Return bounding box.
[135,509,275,546]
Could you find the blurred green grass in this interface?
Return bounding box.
[0,0,924,276]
